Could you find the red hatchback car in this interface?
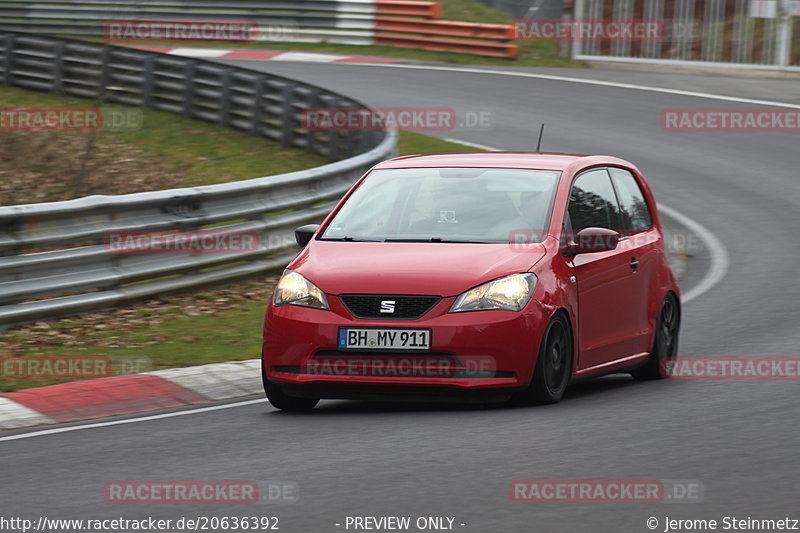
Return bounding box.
[262,153,680,410]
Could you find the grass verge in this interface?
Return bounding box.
[0,86,326,205]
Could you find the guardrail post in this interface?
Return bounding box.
[218,68,232,128]
[280,84,294,147]
[775,0,792,66]
[326,129,340,162]
[304,88,319,155]
[99,46,111,100]
[250,76,266,136]
[322,95,341,162]
[343,128,355,158]
[141,55,155,107]
[182,61,196,120]
[52,41,65,95]
[1,34,15,86]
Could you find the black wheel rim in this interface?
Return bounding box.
[544,320,570,394]
[657,296,679,374]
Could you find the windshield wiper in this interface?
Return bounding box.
[323,237,494,243]
[383,237,443,242]
[383,238,492,243]
[321,236,382,242]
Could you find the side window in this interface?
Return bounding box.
[609,168,653,234]
[567,168,622,233]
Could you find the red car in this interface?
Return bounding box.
[262,153,680,410]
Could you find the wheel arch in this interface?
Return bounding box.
[550,307,578,378]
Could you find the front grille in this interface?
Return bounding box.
[339,294,441,320]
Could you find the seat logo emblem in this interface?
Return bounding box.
[380,300,396,314]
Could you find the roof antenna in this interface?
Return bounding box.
[535,123,545,152]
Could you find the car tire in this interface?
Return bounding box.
[513,312,573,405]
[631,292,680,381]
[261,359,319,411]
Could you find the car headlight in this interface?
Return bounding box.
[273,270,329,310]
[450,273,537,313]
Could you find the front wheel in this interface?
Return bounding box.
[262,360,319,411]
[513,313,573,405]
[631,292,680,380]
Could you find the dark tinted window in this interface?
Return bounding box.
[567,169,621,232]
[610,167,652,234]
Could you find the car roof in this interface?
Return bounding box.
[373,152,637,173]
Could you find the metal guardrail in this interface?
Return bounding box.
[0,0,519,58]
[0,31,397,327]
[0,0,379,39]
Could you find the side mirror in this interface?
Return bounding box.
[563,227,620,255]
[294,224,320,247]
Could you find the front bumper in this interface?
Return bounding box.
[262,294,550,397]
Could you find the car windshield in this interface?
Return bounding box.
[320,167,561,243]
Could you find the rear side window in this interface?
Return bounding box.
[610,168,653,234]
[567,168,621,232]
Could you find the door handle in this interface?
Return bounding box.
[630,257,640,270]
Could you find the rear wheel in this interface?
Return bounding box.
[262,359,319,411]
[513,313,573,405]
[631,293,680,380]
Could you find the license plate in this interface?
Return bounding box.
[338,328,431,351]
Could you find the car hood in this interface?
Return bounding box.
[289,240,546,296]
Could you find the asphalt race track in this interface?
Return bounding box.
[2,61,799,532]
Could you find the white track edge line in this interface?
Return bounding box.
[656,203,730,303]
[346,63,800,110]
[442,138,500,151]
[0,399,264,442]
